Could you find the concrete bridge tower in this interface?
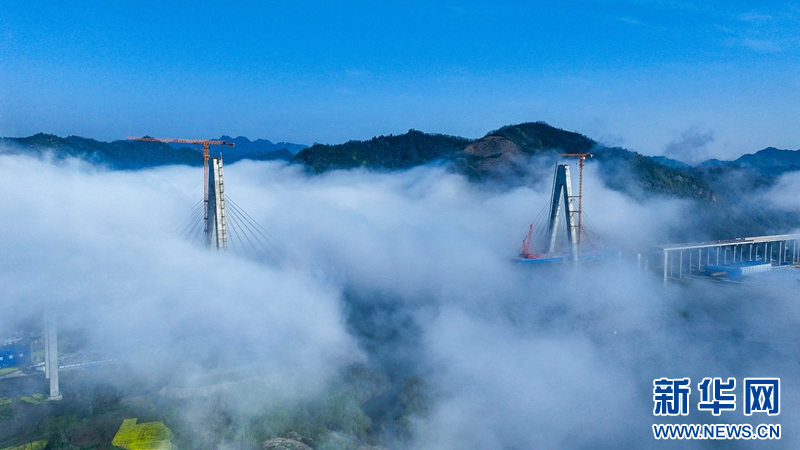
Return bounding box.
[205,156,228,250]
[44,311,61,400]
[125,137,233,251]
[546,164,579,262]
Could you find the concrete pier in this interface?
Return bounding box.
[44,311,61,400]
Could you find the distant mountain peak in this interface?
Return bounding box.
[291,128,473,173]
[697,146,800,172]
[215,135,306,156]
[485,122,596,156]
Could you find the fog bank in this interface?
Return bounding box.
[2,152,799,448]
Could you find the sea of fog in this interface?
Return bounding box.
[1,153,799,449]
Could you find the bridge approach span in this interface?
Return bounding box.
[646,234,800,285]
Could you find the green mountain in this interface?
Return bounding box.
[688,147,800,208]
[291,121,717,203]
[488,121,596,153]
[219,135,306,153]
[592,146,716,202]
[453,122,592,181]
[3,126,798,213]
[0,133,303,169]
[290,129,473,173]
[286,121,800,240]
[1,133,203,169]
[449,122,716,202]
[2,125,798,240]
[701,147,800,172]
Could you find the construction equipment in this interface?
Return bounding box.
[127,136,234,249]
[557,153,592,247]
[520,224,538,259]
[126,137,234,203]
[517,152,610,265]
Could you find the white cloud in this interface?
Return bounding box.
[3,153,800,447]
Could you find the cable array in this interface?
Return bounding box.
[522,189,603,256]
[523,200,553,255]
[179,196,286,267]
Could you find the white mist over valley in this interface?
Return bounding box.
[1,151,799,449]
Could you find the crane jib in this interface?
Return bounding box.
[126,136,234,148]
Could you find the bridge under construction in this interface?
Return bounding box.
[128,137,234,250]
[127,136,285,264]
[644,234,800,285]
[517,154,799,283]
[518,153,609,264]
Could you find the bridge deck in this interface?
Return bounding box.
[647,234,800,285]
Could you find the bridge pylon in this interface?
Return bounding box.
[205,156,228,250]
[44,311,61,401]
[126,136,233,251]
[547,164,579,262]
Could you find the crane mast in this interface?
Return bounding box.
[557,153,592,247]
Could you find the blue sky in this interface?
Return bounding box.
[1,1,798,159]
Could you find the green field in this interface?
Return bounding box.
[112,418,173,450]
[0,368,20,377]
[18,394,46,405]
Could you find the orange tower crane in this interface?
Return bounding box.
[126,137,234,205]
[557,152,592,246]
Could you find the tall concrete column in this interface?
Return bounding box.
[44,311,61,400]
[44,313,50,380]
[205,157,228,250]
[546,164,578,262]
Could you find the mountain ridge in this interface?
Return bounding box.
[290,129,472,173]
[3,125,799,207]
[3,125,798,239]
[0,133,204,169]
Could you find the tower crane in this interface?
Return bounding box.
[127,136,235,249]
[518,152,607,265]
[126,136,234,205]
[557,152,592,246]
